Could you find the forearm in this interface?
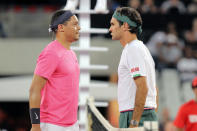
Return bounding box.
[29,75,46,108]
[29,75,46,131]
[29,86,42,127]
[132,86,148,122]
[156,87,159,112]
[29,86,41,108]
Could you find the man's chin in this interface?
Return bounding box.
[75,35,79,40]
[112,37,118,40]
[74,37,79,41]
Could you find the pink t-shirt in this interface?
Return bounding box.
[34,40,80,126]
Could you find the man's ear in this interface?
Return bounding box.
[57,24,64,32]
[123,22,130,31]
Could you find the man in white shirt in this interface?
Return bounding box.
[109,7,158,128]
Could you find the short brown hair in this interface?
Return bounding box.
[115,7,142,34]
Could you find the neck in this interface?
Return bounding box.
[56,35,71,50]
[120,32,137,47]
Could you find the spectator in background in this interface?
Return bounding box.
[108,0,120,12]
[141,0,158,14]
[159,34,182,69]
[165,21,185,50]
[184,18,197,46]
[184,18,197,59]
[167,21,178,36]
[128,0,142,13]
[161,0,186,14]
[187,0,197,13]
[147,22,184,71]
[174,77,197,131]
[156,22,184,70]
[177,46,197,83]
[146,31,166,69]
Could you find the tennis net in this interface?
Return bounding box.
[87,97,159,131]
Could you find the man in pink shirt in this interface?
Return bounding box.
[29,10,80,131]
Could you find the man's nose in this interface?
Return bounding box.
[109,27,112,32]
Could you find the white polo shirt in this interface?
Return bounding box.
[118,39,157,112]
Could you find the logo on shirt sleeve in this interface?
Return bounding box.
[131,67,139,73]
[189,115,197,123]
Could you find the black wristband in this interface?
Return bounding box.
[30,108,40,124]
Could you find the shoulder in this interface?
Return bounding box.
[45,41,59,52]
[40,41,60,58]
[127,40,144,53]
[128,40,140,48]
[179,100,194,110]
[185,100,195,105]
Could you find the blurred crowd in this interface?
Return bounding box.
[146,18,197,82]
[110,0,197,14]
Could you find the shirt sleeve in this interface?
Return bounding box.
[126,46,146,78]
[34,50,59,79]
[173,105,186,128]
